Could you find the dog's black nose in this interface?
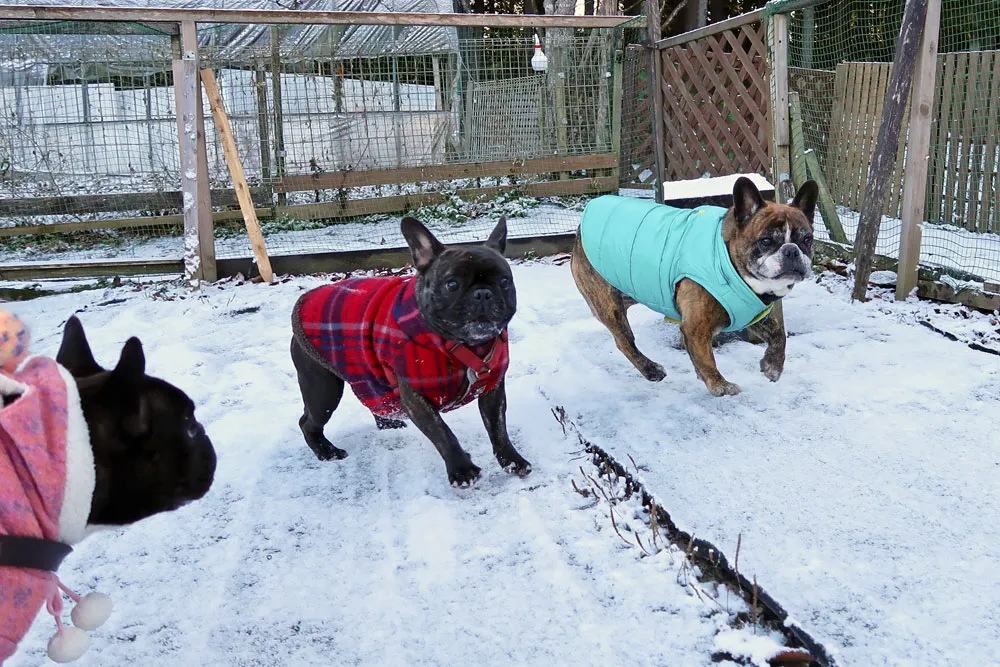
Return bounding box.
[781,245,799,260]
[471,288,493,302]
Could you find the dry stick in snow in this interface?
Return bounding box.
[851,0,928,301]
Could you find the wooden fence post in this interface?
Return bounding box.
[851,0,928,301]
[646,0,666,202]
[768,12,793,204]
[172,20,216,287]
[270,26,287,206]
[895,0,941,301]
[610,33,624,185]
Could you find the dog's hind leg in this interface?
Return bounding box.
[571,235,666,382]
[290,336,349,460]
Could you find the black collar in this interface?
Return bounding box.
[0,535,73,572]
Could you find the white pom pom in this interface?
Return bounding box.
[47,627,89,663]
[70,592,113,631]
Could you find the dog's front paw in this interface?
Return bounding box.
[310,440,349,461]
[760,356,783,382]
[498,454,532,478]
[707,380,741,397]
[640,362,666,382]
[448,461,482,488]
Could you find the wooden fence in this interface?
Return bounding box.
[826,52,1000,233]
[652,11,772,183]
[0,7,633,282]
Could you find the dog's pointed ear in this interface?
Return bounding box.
[401,217,445,272]
[792,180,819,224]
[733,176,765,227]
[111,337,146,387]
[57,316,103,377]
[485,216,507,254]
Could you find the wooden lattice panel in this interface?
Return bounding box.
[657,21,771,181]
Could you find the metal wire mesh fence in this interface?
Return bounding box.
[0,15,629,276]
[772,0,1000,282]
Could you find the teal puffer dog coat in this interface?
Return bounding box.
[579,195,770,333]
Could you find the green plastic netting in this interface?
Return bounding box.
[767,0,1000,282]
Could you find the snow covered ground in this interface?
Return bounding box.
[5,259,1000,666]
[6,263,789,667]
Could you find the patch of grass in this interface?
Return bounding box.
[410,188,541,226]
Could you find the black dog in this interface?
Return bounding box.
[57,316,217,525]
[0,316,216,661]
[290,217,531,487]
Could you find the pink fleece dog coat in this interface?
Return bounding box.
[0,357,95,664]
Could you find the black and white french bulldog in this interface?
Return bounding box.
[290,217,531,487]
[0,316,216,663]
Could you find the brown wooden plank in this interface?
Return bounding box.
[0,259,184,281]
[0,208,265,238]
[856,64,877,211]
[965,51,985,231]
[0,6,633,27]
[927,53,955,224]
[837,63,858,207]
[955,52,977,229]
[982,52,1000,233]
[842,63,861,205]
[946,52,968,227]
[896,0,941,301]
[274,153,619,193]
[827,64,849,205]
[889,79,912,219]
[975,52,998,233]
[201,66,273,282]
[0,188,270,218]
[655,9,763,50]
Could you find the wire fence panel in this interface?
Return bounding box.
[0,18,627,275]
[619,43,655,189]
[776,0,1000,282]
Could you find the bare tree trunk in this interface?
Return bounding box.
[851,0,928,301]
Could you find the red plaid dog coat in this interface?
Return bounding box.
[294,276,509,420]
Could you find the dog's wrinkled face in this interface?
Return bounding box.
[57,317,216,526]
[724,177,819,299]
[401,216,516,346]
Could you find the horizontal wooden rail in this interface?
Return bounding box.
[0,6,635,28]
[0,188,270,218]
[0,208,265,238]
[275,154,619,193]
[278,176,618,219]
[654,9,762,50]
[0,258,184,281]
[0,175,613,237]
